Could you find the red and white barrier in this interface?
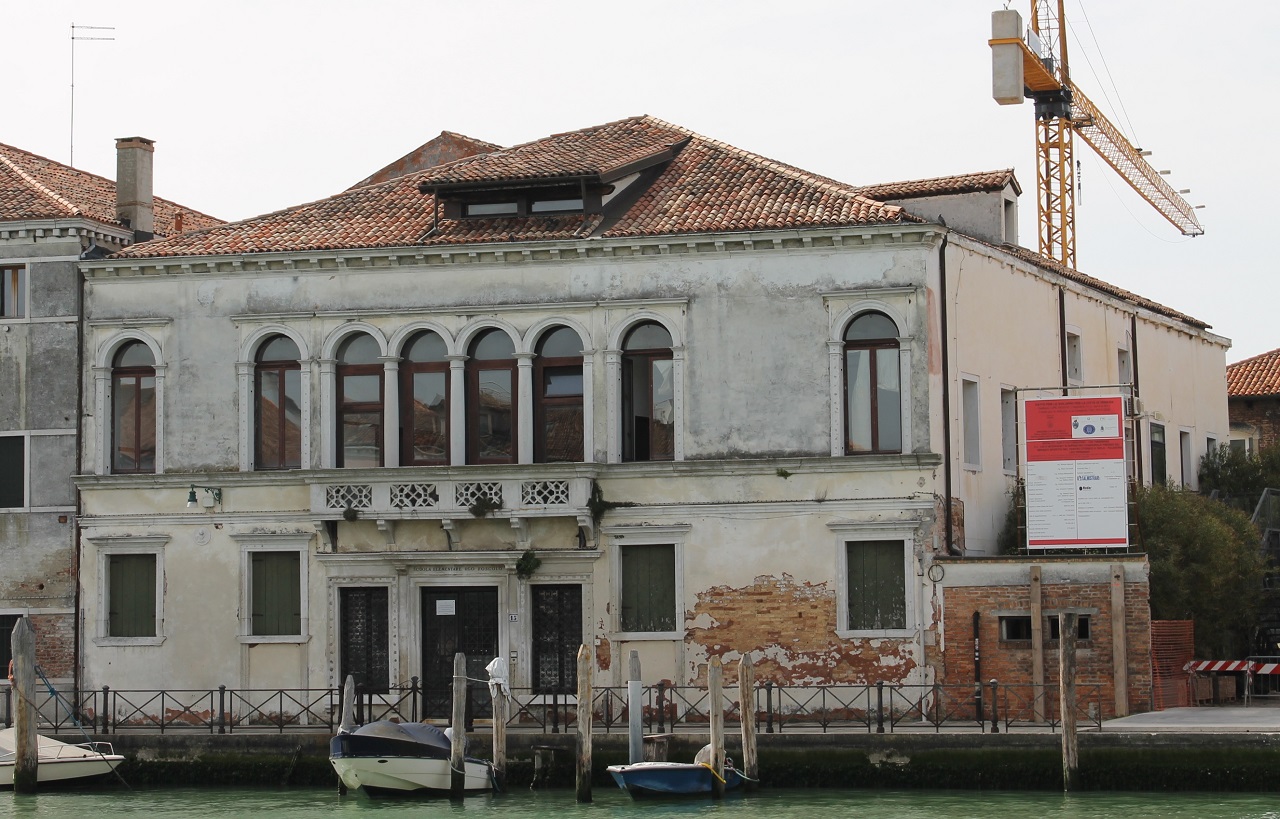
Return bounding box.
[1184,660,1280,674]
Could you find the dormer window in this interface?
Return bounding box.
[465,201,519,217]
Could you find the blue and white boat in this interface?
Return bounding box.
[607,746,742,798]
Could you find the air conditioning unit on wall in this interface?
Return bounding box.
[1126,396,1146,418]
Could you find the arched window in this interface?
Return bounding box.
[535,327,584,463]
[622,322,673,462]
[112,341,157,473]
[255,335,302,470]
[337,334,383,468]
[844,312,901,454]
[466,330,516,464]
[401,330,449,465]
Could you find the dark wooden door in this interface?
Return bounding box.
[339,587,389,693]
[421,586,498,718]
[532,584,582,693]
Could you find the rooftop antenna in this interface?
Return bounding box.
[70,23,115,168]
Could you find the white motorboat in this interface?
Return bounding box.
[329,720,492,797]
[0,728,124,788]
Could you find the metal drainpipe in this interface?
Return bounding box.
[72,262,86,699]
[938,231,954,554]
[1131,313,1144,483]
[1059,287,1068,396]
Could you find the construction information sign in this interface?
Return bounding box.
[1023,395,1128,549]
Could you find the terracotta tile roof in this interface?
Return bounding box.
[112,115,913,259]
[991,242,1209,329]
[856,169,1021,200]
[0,142,223,236]
[1227,348,1280,397]
[348,131,501,190]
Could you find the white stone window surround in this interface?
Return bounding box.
[604,523,689,641]
[961,373,982,472]
[412,571,510,683]
[604,310,686,464]
[1064,324,1084,386]
[237,325,313,472]
[326,576,399,689]
[234,532,313,644]
[824,294,916,458]
[91,327,168,476]
[88,534,169,647]
[830,520,918,639]
[318,322,390,469]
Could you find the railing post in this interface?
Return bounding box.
[656,681,666,733]
[876,681,885,733]
[989,680,1000,734]
[101,686,110,734]
[3,683,10,728]
[218,685,227,734]
[551,691,559,734]
[411,676,420,722]
[765,681,774,734]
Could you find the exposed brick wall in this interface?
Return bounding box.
[13,614,76,679]
[940,581,1151,717]
[686,574,916,687]
[1229,396,1280,451]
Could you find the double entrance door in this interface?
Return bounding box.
[417,584,582,719]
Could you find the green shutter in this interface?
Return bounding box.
[847,541,905,630]
[621,545,675,632]
[252,551,301,635]
[108,554,156,637]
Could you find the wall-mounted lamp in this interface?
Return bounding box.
[187,484,222,509]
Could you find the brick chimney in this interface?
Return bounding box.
[115,136,155,242]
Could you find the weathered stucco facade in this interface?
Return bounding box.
[61,118,1228,713]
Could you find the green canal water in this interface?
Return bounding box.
[1,788,1278,819]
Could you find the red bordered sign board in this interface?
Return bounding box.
[1023,395,1128,549]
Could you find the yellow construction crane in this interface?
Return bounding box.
[989,2,1203,269]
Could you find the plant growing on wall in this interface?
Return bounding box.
[515,549,541,580]
[469,495,503,518]
[587,480,634,525]
[342,506,359,522]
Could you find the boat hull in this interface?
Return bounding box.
[0,729,123,789]
[329,727,491,796]
[607,761,743,797]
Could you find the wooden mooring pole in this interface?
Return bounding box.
[491,668,507,791]
[450,652,467,798]
[575,644,593,803]
[627,650,643,764]
[12,617,38,792]
[708,656,725,799]
[1059,612,1079,791]
[739,655,758,790]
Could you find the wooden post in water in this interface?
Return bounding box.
[1030,565,1046,722]
[12,617,38,792]
[627,650,643,764]
[1059,612,1079,792]
[491,670,507,790]
[575,643,593,803]
[450,652,467,797]
[738,655,758,790]
[708,656,725,799]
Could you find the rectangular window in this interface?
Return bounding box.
[465,202,518,217]
[1117,348,1132,385]
[962,377,980,468]
[846,540,906,630]
[108,554,157,637]
[1206,436,1217,455]
[1150,423,1167,485]
[1,266,25,318]
[0,436,24,508]
[619,544,676,633]
[1180,430,1193,488]
[0,614,20,678]
[1066,332,1082,383]
[1001,388,1017,472]
[999,615,1033,641]
[530,198,583,213]
[1049,614,1091,641]
[251,551,301,636]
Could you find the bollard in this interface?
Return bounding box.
[450,652,467,797]
[708,657,725,799]
[1059,612,1079,791]
[876,681,885,733]
[739,656,758,790]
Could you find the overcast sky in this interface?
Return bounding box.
[6,1,1273,363]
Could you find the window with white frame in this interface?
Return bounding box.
[111,341,157,474]
[609,526,686,637]
[1065,330,1083,384]
[1000,388,1017,473]
[621,322,674,462]
[92,536,167,646]
[238,536,310,641]
[336,334,383,468]
[0,435,24,508]
[962,376,980,469]
[844,312,902,454]
[255,335,302,470]
[1,265,25,319]
[833,523,915,637]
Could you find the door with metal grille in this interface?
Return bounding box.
[339,587,389,694]
[421,587,498,719]
[532,584,582,694]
